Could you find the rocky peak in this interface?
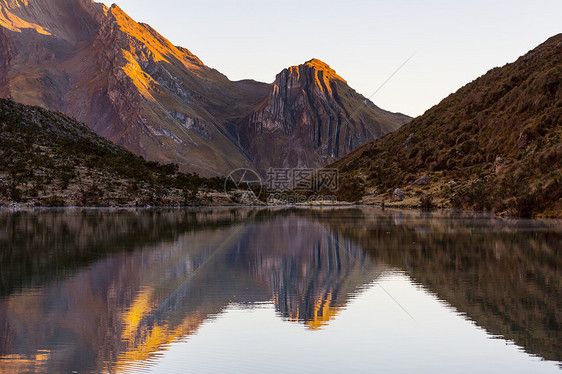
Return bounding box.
[239,59,410,175]
[303,58,346,82]
[273,58,346,98]
[102,3,205,70]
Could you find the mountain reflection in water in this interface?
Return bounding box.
[0,209,382,373]
[0,208,560,373]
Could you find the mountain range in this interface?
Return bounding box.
[0,0,409,176]
[0,0,560,216]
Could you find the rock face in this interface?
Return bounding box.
[236,59,411,174]
[0,0,410,176]
[392,188,405,202]
[412,176,431,185]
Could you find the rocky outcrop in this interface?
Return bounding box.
[412,176,430,185]
[236,59,410,174]
[392,188,405,202]
[0,0,409,177]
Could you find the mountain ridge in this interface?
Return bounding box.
[0,0,410,176]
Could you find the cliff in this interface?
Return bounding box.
[235,59,410,174]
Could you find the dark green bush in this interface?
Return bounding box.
[420,194,436,211]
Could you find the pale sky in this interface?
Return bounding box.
[101,0,562,117]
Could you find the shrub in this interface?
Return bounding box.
[420,194,436,211]
[451,181,492,211]
[335,176,365,202]
[510,193,540,218]
[45,195,66,207]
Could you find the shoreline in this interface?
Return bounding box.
[2,204,561,221]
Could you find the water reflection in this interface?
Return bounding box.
[234,219,383,329]
[0,208,560,373]
[318,209,562,363]
[0,209,382,373]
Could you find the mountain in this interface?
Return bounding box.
[0,98,231,207]
[232,59,411,174]
[0,0,269,177]
[330,34,562,217]
[0,0,409,177]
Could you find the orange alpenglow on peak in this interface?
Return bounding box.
[303,58,347,83]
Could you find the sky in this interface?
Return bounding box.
[100,0,561,117]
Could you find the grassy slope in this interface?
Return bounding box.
[0,99,229,207]
[332,34,562,217]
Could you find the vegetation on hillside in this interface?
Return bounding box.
[332,34,562,217]
[0,99,233,207]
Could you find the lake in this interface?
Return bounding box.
[0,208,560,373]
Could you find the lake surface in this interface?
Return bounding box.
[0,208,560,373]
